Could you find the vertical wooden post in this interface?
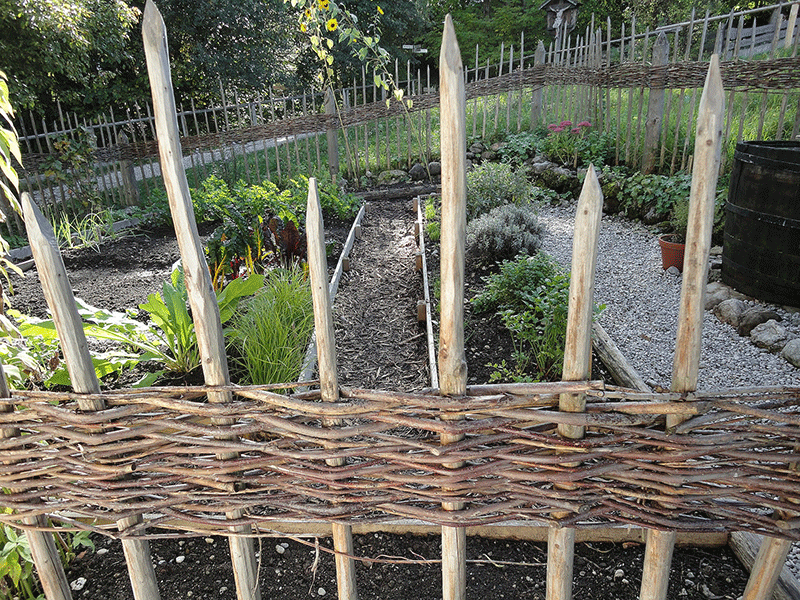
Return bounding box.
[142,4,261,599]
[117,132,141,206]
[439,14,467,600]
[545,166,603,600]
[307,178,359,600]
[22,193,161,600]
[640,55,724,600]
[787,3,799,49]
[643,32,669,173]
[530,41,546,130]
[0,361,73,600]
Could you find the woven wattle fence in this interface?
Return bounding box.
[1,382,798,540]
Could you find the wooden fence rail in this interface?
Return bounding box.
[2,6,799,600]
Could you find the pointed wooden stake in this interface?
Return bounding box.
[547,166,603,600]
[641,54,724,600]
[142,3,260,599]
[22,193,161,600]
[439,13,467,600]
[307,178,359,600]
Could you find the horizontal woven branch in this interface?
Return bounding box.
[1,381,798,541]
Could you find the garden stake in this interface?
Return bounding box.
[640,54,724,600]
[142,3,261,598]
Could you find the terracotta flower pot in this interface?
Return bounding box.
[658,234,685,271]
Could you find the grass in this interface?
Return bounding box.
[229,268,314,386]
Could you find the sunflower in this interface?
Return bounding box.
[300,22,307,32]
[304,8,311,17]
[326,17,338,31]
[318,0,329,9]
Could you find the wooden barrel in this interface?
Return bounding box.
[722,141,800,307]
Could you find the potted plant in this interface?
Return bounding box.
[658,195,689,271]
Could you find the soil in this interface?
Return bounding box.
[10,197,752,599]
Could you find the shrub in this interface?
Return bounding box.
[467,203,544,265]
[466,162,533,220]
[230,268,314,385]
[499,131,541,165]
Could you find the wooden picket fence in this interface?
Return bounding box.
[3,4,799,600]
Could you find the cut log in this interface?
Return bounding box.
[592,322,651,392]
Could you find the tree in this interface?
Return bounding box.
[0,0,141,118]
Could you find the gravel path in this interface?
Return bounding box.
[536,202,800,391]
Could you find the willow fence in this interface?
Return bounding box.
[4,3,799,600]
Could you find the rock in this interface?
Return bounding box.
[529,159,556,175]
[781,338,800,367]
[409,162,427,181]
[642,204,664,225]
[466,151,475,159]
[737,307,782,336]
[614,569,624,580]
[275,544,286,554]
[318,587,327,596]
[428,161,441,176]
[71,577,87,591]
[376,169,409,186]
[175,555,186,564]
[709,245,723,256]
[750,320,788,352]
[705,282,732,310]
[713,298,747,327]
[666,266,681,277]
[468,142,485,154]
[481,150,497,161]
[489,141,505,152]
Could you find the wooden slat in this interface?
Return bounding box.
[546,166,603,600]
[307,178,359,600]
[439,14,468,600]
[141,4,261,599]
[640,54,724,600]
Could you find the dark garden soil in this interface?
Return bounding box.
[10,197,751,599]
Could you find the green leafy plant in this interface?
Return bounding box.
[472,253,602,383]
[229,268,314,385]
[542,120,590,166]
[499,131,540,165]
[466,161,534,221]
[40,127,101,214]
[52,209,121,252]
[424,195,440,242]
[0,522,40,600]
[466,203,544,266]
[0,70,23,312]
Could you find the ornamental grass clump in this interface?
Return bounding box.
[466,161,534,220]
[230,268,314,385]
[467,203,544,266]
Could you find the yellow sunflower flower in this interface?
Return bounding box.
[318,0,329,9]
[326,17,338,31]
[304,8,311,17]
[300,22,307,32]
[377,5,384,14]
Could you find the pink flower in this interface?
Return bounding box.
[551,126,565,133]
[547,123,558,131]
[578,120,591,128]
[560,120,572,128]
[571,127,580,134]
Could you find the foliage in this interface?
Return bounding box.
[424,195,440,243]
[0,511,94,600]
[499,131,540,165]
[618,170,692,221]
[466,161,534,221]
[40,128,102,214]
[0,0,141,116]
[467,203,544,266]
[229,268,314,385]
[52,209,120,252]
[472,253,601,383]
[0,70,22,308]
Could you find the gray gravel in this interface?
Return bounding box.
[536,202,800,391]
[537,201,800,583]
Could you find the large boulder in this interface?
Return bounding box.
[428,161,441,176]
[409,162,427,181]
[737,307,782,337]
[750,319,788,352]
